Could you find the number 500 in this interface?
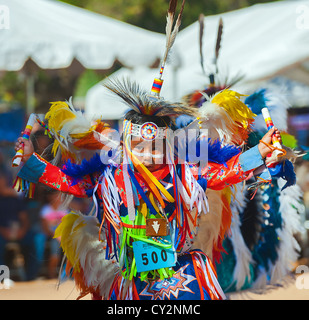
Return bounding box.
[141,250,168,266]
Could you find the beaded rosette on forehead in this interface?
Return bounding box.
[124,120,167,141]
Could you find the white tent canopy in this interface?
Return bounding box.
[176,0,309,84]
[0,0,166,71]
[85,0,309,119]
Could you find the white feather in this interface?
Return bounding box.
[229,184,254,290]
[198,100,245,146]
[251,88,290,132]
[65,212,119,298]
[268,182,304,285]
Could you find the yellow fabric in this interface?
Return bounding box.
[138,200,148,219]
[149,192,160,214]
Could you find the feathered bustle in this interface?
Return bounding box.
[45,98,110,163]
[245,88,290,132]
[197,89,256,146]
[55,212,119,299]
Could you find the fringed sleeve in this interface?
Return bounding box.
[14,153,97,198]
[208,145,271,190]
[191,145,271,191]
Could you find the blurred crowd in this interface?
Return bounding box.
[0,129,91,281]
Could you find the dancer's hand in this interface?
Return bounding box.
[15,134,34,163]
[258,127,282,158]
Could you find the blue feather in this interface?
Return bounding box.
[245,89,268,115]
[175,115,194,129]
[208,139,241,164]
[61,153,107,185]
[268,160,296,190]
[187,138,241,165]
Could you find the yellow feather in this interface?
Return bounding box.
[54,213,85,272]
[211,90,256,129]
[51,140,60,157]
[281,132,298,149]
[45,101,76,133]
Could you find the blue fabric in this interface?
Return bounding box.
[17,154,47,183]
[239,145,264,172]
[112,251,213,300]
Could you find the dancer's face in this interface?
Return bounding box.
[130,137,165,172]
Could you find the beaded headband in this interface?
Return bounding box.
[125,120,167,141]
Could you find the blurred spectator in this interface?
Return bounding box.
[31,128,53,161]
[40,190,68,279]
[28,128,54,277]
[0,171,37,281]
[69,197,91,214]
[25,185,47,279]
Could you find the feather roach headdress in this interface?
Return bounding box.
[103,0,196,132]
[103,0,188,117]
[103,77,198,120]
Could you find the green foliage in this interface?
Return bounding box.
[60,0,282,33]
[74,69,102,97]
[0,72,26,106]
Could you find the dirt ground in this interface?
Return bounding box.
[0,271,309,300]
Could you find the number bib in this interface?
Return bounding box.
[133,237,176,273]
